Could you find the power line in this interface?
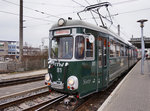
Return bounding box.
[112,0,139,5]
[72,0,85,7]
[25,23,52,28]
[2,0,60,18]
[84,0,90,5]
[117,7,150,15]
[24,1,82,8]
[0,10,54,22]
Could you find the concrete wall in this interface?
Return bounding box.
[0,59,48,74]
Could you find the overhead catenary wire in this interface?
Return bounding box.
[0,10,54,22]
[72,0,85,7]
[112,0,139,5]
[84,0,91,5]
[24,1,82,8]
[2,0,60,18]
[25,23,52,28]
[117,7,150,15]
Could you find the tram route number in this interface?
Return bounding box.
[57,68,62,73]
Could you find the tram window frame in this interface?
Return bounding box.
[110,39,116,57]
[98,37,102,67]
[103,38,107,66]
[129,49,132,57]
[116,43,121,57]
[85,37,94,59]
[75,36,85,59]
[50,36,73,59]
[125,47,128,56]
[120,45,125,56]
[132,49,134,58]
[75,35,95,60]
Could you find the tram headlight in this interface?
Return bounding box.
[58,18,66,26]
[45,73,50,81]
[67,76,78,90]
[68,78,74,85]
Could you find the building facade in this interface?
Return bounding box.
[0,40,19,57]
[0,41,8,56]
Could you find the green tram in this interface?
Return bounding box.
[45,18,138,99]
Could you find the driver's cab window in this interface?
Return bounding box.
[75,35,94,60]
[86,38,94,58]
[75,36,85,59]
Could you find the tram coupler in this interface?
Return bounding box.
[64,95,77,106]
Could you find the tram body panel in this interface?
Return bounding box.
[45,19,138,98]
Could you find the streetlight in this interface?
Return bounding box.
[137,19,148,74]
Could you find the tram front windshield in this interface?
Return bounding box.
[51,37,73,59]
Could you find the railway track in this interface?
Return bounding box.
[0,86,65,111]
[35,95,67,111]
[0,64,137,111]
[0,75,44,87]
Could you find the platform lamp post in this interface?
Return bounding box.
[137,19,148,74]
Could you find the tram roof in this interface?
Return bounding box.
[50,19,130,46]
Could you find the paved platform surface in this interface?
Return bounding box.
[98,60,150,111]
[0,69,47,81]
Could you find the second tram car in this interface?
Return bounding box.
[45,18,137,99]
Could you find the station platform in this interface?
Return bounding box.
[0,69,47,82]
[98,60,150,111]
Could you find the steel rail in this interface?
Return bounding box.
[0,87,48,110]
[0,75,44,87]
[35,94,67,111]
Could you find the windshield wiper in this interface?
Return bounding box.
[51,48,59,62]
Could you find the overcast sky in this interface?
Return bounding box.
[0,0,150,47]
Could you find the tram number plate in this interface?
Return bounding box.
[57,68,62,73]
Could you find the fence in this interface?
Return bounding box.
[0,56,48,74]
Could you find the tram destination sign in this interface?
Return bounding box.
[54,29,70,36]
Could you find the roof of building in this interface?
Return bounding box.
[0,40,18,43]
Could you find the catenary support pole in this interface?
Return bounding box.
[19,0,23,62]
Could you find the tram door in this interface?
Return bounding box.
[97,37,108,90]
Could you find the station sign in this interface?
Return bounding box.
[54,29,70,36]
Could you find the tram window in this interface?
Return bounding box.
[98,37,102,67]
[51,37,73,59]
[103,39,107,66]
[125,47,128,56]
[86,38,93,58]
[120,45,124,56]
[116,43,120,57]
[75,36,85,59]
[132,49,134,58]
[129,49,131,57]
[110,40,116,57]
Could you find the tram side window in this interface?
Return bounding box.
[120,45,124,56]
[86,38,93,58]
[110,40,116,57]
[125,47,128,56]
[129,49,131,57]
[116,43,120,57]
[133,49,135,58]
[132,49,134,58]
[75,36,85,59]
[103,39,107,66]
[98,37,102,67]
